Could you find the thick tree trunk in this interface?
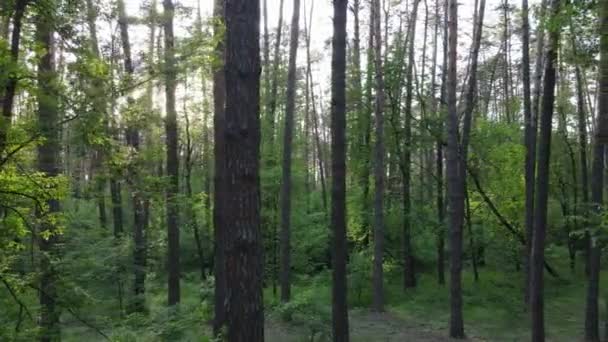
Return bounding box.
[585,0,608,339]
[212,0,227,334]
[330,0,350,341]
[529,0,560,339]
[279,0,300,303]
[163,0,180,307]
[36,7,61,341]
[223,0,264,340]
[446,0,464,337]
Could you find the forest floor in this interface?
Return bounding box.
[267,310,458,341]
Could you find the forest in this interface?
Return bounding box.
[0,0,607,340]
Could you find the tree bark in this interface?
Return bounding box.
[530,0,560,339]
[460,0,485,286]
[330,0,350,341]
[212,0,227,334]
[36,6,61,340]
[403,0,421,290]
[163,0,180,307]
[436,0,448,286]
[371,0,386,312]
[223,0,264,339]
[117,0,147,314]
[279,0,301,303]
[267,0,285,146]
[446,0,464,337]
[0,0,28,155]
[585,0,608,339]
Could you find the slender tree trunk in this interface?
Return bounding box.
[530,0,560,339]
[86,0,124,239]
[330,0,350,340]
[403,0,421,290]
[306,49,328,216]
[212,0,226,334]
[570,24,592,278]
[264,0,285,297]
[465,191,479,282]
[521,0,536,307]
[118,0,147,314]
[371,0,386,311]
[36,6,61,340]
[446,0,464,337]
[0,0,28,155]
[585,1,608,340]
[279,0,301,303]
[223,0,264,339]
[527,0,547,297]
[267,0,285,146]
[501,0,513,123]
[436,0,448,286]
[162,0,180,307]
[185,109,206,280]
[460,0,485,285]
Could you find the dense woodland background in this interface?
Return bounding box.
[0,0,607,341]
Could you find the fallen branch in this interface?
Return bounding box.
[467,166,560,278]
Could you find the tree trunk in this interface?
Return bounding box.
[529,0,560,339]
[117,0,147,314]
[223,0,264,339]
[446,0,464,337]
[267,0,285,146]
[330,0,350,340]
[212,0,227,334]
[371,0,386,312]
[436,0,448,286]
[163,0,180,307]
[279,0,300,303]
[460,0,486,285]
[585,0,608,339]
[0,0,28,155]
[36,6,61,340]
[403,0,421,290]
[522,0,540,307]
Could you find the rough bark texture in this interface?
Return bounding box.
[279,0,301,303]
[585,0,607,339]
[446,0,464,337]
[371,0,386,312]
[530,0,560,339]
[403,0,421,290]
[163,0,180,307]
[212,0,227,334]
[36,6,61,341]
[223,0,264,340]
[330,0,350,341]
